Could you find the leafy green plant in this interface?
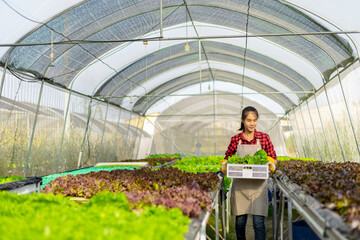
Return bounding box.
[227,150,268,165]
[41,166,138,188]
[146,153,183,159]
[120,158,177,167]
[0,176,26,184]
[94,165,141,168]
[277,160,360,233]
[42,168,219,218]
[0,191,189,239]
[277,156,317,162]
[175,156,224,166]
[172,155,232,192]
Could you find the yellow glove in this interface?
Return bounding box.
[220,159,227,175]
[267,156,276,172]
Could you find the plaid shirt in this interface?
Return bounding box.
[224,129,277,161]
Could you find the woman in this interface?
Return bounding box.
[224,106,277,240]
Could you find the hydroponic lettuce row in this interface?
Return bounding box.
[125,186,212,218]
[0,191,189,240]
[43,168,218,195]
[116,158,177,167]
[41,166,138,189]
[173,164,221,173]
[175,156,224,166]
[227,149,268,164]
[0,176,25,184]
[95,165,142,168]
[42,168,219,218]
[172,155,232,192]
[277,156,317,162]
[277,160,360,233]
[146,153,182,159]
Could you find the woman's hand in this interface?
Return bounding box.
[267,156,276,172]
[220,159,227,175]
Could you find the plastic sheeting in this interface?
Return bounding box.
[149,93,282,156]
[0,0,355,102]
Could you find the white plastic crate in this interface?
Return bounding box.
[227,163,270,179]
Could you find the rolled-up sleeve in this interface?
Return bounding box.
[264,134,277,161]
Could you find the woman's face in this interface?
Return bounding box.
[242,112,257,133]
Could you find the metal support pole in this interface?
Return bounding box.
[36,181,41,194]
[293,109,307,157]
[272,183,277,240]
[123,114,133,159]
[100,91,315,99]
[286,114,299,157]
[200,212,210,240]
[278,122,289,156]
[292,109,307,158]
[128,116,138,159]
[215,192,219,240]
[24,80,45,177]
[3,31,360,47]
[97,103,109,163]
[299,104,315,158]
[159,0,163,38]
[275,192,284,240]
[221,179,226,239]
[323,84,346,162]
[199,40,202,93]
[226,181,232,234]
[136,117,145,159]
[131,116,141,159]
[314,95,333,162]
[0,51,14,100]
[77,98,93,168]
[56,90,72,172]
[213,95,216,155]
[288,198,293,240]
[111,109,122,161]
[336,75,360,159]
[306,100,324,161]
[292,111,307,158]
[280,195,285,240]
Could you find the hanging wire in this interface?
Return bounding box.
[184,5,190,52]
[183,0,215,83]
[49,30,55,67]
[145,43,149,109]
[7,68,38,83]
[240,0,252,109]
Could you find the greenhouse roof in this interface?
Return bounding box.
[1,0,359,117]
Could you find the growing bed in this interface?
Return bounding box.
[273,159,360,240]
